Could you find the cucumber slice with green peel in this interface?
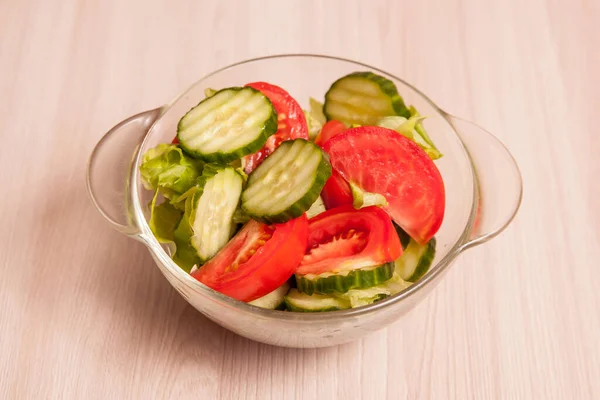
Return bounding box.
[323,71,410,126]
[295,262,395,295]
[248,283,289,310]
[395,237,436,282]
[284,289,351,312]
[241,139,332,224]
[177,87,277,162]
[393,223,412,251]
[189,165,244,262]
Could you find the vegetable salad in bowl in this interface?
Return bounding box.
[140,72,445,312]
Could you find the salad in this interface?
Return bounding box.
[140,72,445,312]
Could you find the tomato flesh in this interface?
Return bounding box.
[315,120,347,146]
[192,215,308,302]
[323,126,445,244]
[243,82,309,173]
[316,121,353,209]
[296,205,401,275]
[321,169,353,209]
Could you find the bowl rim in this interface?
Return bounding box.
[133,53,479,321]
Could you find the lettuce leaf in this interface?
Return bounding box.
[309,97,326,125]
[305,112,322,141]
[349,182,388,209]
[172,195,201,273]
[408,106,441,158]
[334,272,411,308]
[149,191,183,243]
[304,97,326,140]
[139,144,203,207]
[204,88,218,98]
[306,196,326,218]
[376,108,442,159]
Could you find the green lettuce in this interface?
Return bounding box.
[304,97,326,141]
[171,195,201,273]
[306,196,326,218]
[309,97,326,125]
[149,191,183,243]
[204,88,218,98]
[349,182,388,209]
[139,144,203,208]
[335,273,411,308]
[376,107,442,159]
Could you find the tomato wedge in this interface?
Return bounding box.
[315,120,347,146]
[323,126,445,244]
[243,82,309,174]
[296,205,401,275]
[321,169,353,209]
[192,215,308,302]
[315,121,352,209]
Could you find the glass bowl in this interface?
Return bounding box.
[86,55,522,348]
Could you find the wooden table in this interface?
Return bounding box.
[1,0,598,398]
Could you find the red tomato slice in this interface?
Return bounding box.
[192,215,308,302]
[296,205,401,275]
[323,127,445,244]
[171,136,179,144]
[243,82,309,173]
[321,169,353,209]
[316,121,352,209]
[315,120,347,146]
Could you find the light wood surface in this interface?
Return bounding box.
[1,0,599,398]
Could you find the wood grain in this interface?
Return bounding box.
[1,0,598,398]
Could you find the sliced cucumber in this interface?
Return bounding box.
[393,223,412,251]
[396,236,436,282]
[286,274,297,289]
[248,283,289,310]
[323,71,410,126]
[177,87,277,162]
[241,139,331,224]
[284,289,350,312]
[189,165,244,262]
[295,262,394,295]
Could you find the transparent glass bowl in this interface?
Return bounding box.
[86,55,522,348]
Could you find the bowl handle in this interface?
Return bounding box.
[445,115,523,250]
[86,108,163,237]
